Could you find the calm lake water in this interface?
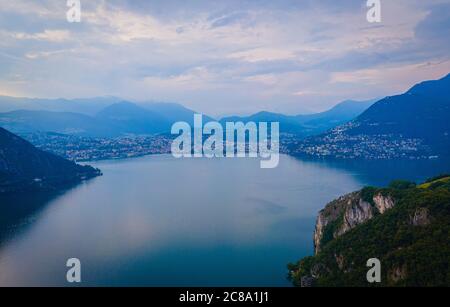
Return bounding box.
[0,154,448,286]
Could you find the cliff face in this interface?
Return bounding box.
[314,191,395,254]
[373,193,395,213]
[289,176,450,287]
[0,127,101,193]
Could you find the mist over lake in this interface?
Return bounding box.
[0,154,448,286]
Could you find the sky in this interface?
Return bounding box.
[0,0,449,116]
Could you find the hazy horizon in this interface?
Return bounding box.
[0,92,381,118]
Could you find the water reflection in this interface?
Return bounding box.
[0,183,84,246]
[0,154,448,286]
[293,156,450,187]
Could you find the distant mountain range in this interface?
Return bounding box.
[290,73,450,159]
[0,110,116,137]
[295,99,377,131]
[0,100,213,137]
[96,102,173,135]
[0,127,100,193]
[1,73,448,158]
[221,99,375,136]
[0,97,375,138]
[0,96,122,116]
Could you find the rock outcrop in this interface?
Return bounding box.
[314,191,395,254]
[373,193,395,213]
[290,177,450,287]
[410,207,430,226]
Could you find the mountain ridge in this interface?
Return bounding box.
[0,99,375,138]
[290,73,450,159]
[220,99,376,136]
[0,127,101,193]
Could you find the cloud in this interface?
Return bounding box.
[13,30,71,42]
[244,74,278,85]
[0,0,448,115]
[292,90,320,97]
[25,49,74,59]
[414,2,450,53]
[228,48,296,63]
[82,4,179,43]
[209,11,250,28]
[330,60,450,97]
[142,66,219,90]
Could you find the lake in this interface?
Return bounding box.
[0,154,448,286]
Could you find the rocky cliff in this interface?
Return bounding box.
[314,190,395,254]
[288,176,450,287]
